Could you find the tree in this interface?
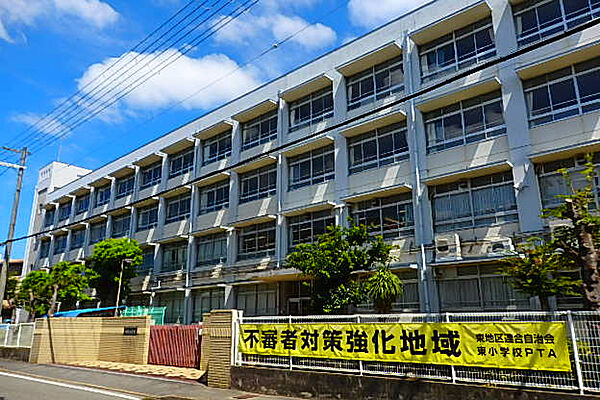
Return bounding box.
[16,270,52,320]
[500,239,581,310]
[286,223,394,314]
[46,262,96,316]
[88,238,142,307]
[1,274,19,321]
[366,265,403,314]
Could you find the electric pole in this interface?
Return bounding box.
[0,147,28,316]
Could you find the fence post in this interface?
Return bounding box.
[231,310,240,367]
[357,315,363,376]
[16,324,22,347]
[566,311,585,394]
[289,316,293,371]
[446,313,456,384]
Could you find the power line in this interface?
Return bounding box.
[3,16,600,247]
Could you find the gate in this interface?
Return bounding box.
[148,325,202,368]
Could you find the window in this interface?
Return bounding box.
[431,172,519,232]
[44,209,55,227]
[39,241,50,258]
[162,242,188,272]
[137,205,159,231]
[239,165,277,203]
[523,57,600,127]
[199,180,229,214]
[165,194,191,223]
[155,292,185,324]
[111,214,131,238]
[95,186,111,207]
[288,210,335,250]
[54,235,67,254]
[513,0,600,47]
[357,270,420,312]
[242,110,278,151]
[419,17,496,82]
[348,122,409,174]
[90,222,106,244]
[347,56,404,110]
[75,195,90,215]
[235,284,277,316]
[196,234,228,267]
[424,90,506,153]
[238,222,276,260]
[140,162,162,189]
[289,87,334,132]
[288,145,335,190]
[116,176,135,199]
[70,230,86,249]
[537,154,600,208]
[192,288,224,322]
[436,265,530,311]
[351,194,415,239]
[58,202,72,221]
[139,248,155,273]
[202,131,232,165]
[169,148,194,178]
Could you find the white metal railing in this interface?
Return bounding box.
[0,323,35,348]
[233,311,600,394]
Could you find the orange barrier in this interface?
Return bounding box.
[148,325,202,368]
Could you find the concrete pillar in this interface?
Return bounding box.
[333,72,350,208]
[52,203,59,227]
[189,185,199,232]
[227,229,238,266]
[83,223,91,258]
[224,285,235,308]
[228,171,240,222]
[132,165,141,201]
[129,207,138,238]
[48,235,56,263]
[278,97,289,141]
[231,121,242,164]
[65,229,72,256]
[160,154,170,191]
[106,215,113,240]
[69,196,76,221]
[276,153,285,264]
[184,288,193,325]
[108,177,117,208]
[152,243,162,276]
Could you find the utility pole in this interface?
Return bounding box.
[0,147,28,315]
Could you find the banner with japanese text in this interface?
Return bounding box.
[239,322,571,372]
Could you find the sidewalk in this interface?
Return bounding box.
[0,359,296,400]
[66,360,205,381]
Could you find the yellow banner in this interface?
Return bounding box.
[239,322,571,372]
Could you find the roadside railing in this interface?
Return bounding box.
[0,323,35,348]
[234,311,600,394]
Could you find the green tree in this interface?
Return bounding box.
[16,270,52,320]
[500,239,581,310]
[286,224,394,314]
[46,262,96,316]
[366,266,404,314]
[88,238,142,307]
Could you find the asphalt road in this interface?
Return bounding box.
[0,370,141,400]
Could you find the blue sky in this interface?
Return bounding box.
[0,0,426,260]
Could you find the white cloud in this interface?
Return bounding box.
[0,0,118,42]
[11,112,71,137]
[348,0,430,28]
[77,50,262,111]
[271,15,336,50]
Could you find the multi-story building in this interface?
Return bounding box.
[23,0,600,323]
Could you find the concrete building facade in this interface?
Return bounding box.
[23,0,600,322]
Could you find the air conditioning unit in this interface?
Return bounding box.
[486,237,516,258]
[435,233,462,262]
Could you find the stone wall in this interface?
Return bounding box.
[0,347,30,362]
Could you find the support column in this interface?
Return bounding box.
[332,72,350,210]
[224,284,235,308]
[129,207,138,238]
[106,215,113,240]
[108,177,117,209]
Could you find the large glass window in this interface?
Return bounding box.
[348,122,409,174]
[116,176,135,199]
[347,56,404,110]
[70,229,86,249]
[58,202,72,221]
[196,233,228,267]
[95,186,111,207]
[161,242,188,272]
[288,145,334,191]
[111,214,131,238]
[242,110,278,151]
[75,194,90,215]
[54,235,67,254]
[239,165,277,204]
[44,209,55,227]
[90,222,106,244]
[192,288,225,322]
[351,194,414,239]
[288,210,335,250]
[137,204,159,231]
[513,0,600,47]
[289,87,334,132]
[523,57,600,127]
[238,222,276,261]
[139,248,155,273]
[537,154,600,208]
[155,292,185,324]
[424,90,506,153]
[169,148,194,178]
[419,17,496,82]
[198,180,229,214]
[202,131,232,165]
[165,194,191,224]
[431,172,519,232]
[39,240,50,258]
[437,265,530,311]
[140,162,162,189]
[235,283,277,316]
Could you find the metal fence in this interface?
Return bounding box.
[234,311,600,394]
[0,323,35,348]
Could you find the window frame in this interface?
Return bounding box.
[115,175,135,199]
[288,145,335,191]
[137,204,159,231]
[58,202,72,222]
[168,148,194,179]
[289,87,334,133]
[346,56,405,111]
[53,235,67,254]
[288,210,335,251]
[165,194,191,224]
[198,180,230,214]
[348,122,409,174]
[111,214,131,238]
[237,222,276,261]
[242,110,278,151]
[161,242,188,273]
[351,193,415,240]
[95,186,111,207]
[44,209,55,227]
[239,165,277,204]
[39,240,50,258]
[140,162,162,189]
[89,222,107,244]
[75,194,90,215]
[70,229,86,249]
[202,131,232,166]
[196,233,228,268]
